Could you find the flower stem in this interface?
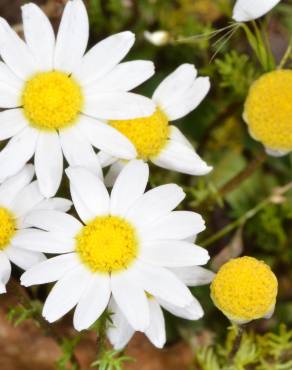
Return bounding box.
[228,325,244,363]
[201,181,292,248]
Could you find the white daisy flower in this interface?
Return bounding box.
[97,64,212,186]
[0,0,155,197]
[0,164,71,293]
[108,266,215,349]
[232,0,281,22]
[20,160,210,332]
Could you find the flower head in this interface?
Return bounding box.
[244,70,292,157]
[211,256,278,324]
[0,165,71,293]
[21,160,210,332]
[0,0,155,197]
[233,0,281,22]
[98,64,212,186]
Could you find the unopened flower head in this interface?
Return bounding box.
[21,160,210,333]
[233,0,281,22]
[211,256,278,324]
[0,165,71,293]
[0,0,155,197]
[244,70,292,157]
[98,64,212,186]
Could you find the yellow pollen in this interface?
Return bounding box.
[22,71,83,131]
[0,207,16,250]
[211,256,278,322]
[75,216,139,273]
[244,70,292,151]
[110,108,170,160]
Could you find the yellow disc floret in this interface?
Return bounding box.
[0,207,16,250]
[110,108,170,160]
[75,216,139,273]
[244,70,292,151]
[22,71,83,131]
[211,256,278,323]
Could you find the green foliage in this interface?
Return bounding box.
[215,51,257,97]
[91,350,135,370]
[7,300,43,327]
[193,325,292,370]
[56,336,81,370]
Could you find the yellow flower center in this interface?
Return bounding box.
[244,70,292,151]
[0,207,16,250]
[211,256,278,322]
[110,108,170,160]
[75,216,139,273]
[22,71,83,131]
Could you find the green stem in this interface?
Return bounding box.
[201,181,292,248]
[278,37,292,69]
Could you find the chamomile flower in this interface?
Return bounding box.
[0,0,155,197]
[211,256,278,324]
[0,164,71,293]
[20,160,210,331]
[108,266,215,349]
[97,64,212,185]
[233,0,281,22]
[243,70,292,157]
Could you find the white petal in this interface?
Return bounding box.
[59,126,102,177]
[126,184,185,229]
[24,210,82,237]
[168,125,193,149]
[111,271,149,331]
[43,264,91,323]
[35,132,63,198]
[83,92,155,120]
[73,31,135,85]
[170,266,215,286]
[0,164,34,208]
[70,186,93,223]
[54,0,89,74]
[153,139,212,176]
[73,274,111,331]
[107,298,135,350]
[131,261,193,307]
[0,84,20,108]
[5,246,46,270]
[78,115,136,160]
[0,18,36,79]
[12,229,75,253]
[233,0,281,22]
[0,109,29,140]
[11,181,43,218]
[145,299,166,348]
[97,151,117,168]
[0,61,23,90]
[153,64,197,106]
[84,61,155,94]
[141,240,210,267]
[0,251,11,292]
[0,127,38,182]
[66,167,110,219]
[159,77,210,121]
[21,3,55,70]
[21,253,79,286]
[140,211,205,240]
[32,198,72,213]
[158,297,203,320]
[104,161,126,187]
[110,160,149,216]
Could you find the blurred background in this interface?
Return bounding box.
[0,0,292,369]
